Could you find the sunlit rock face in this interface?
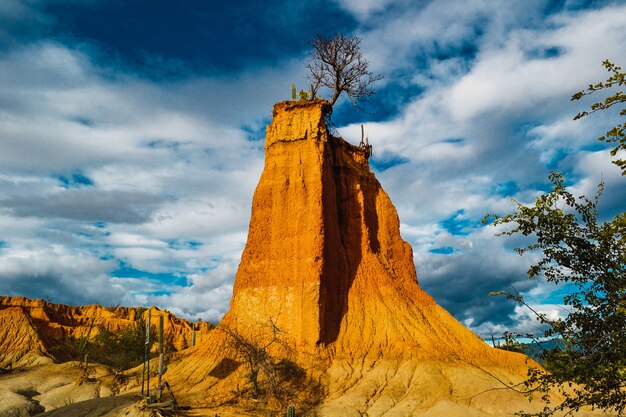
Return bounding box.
[0,296,211,368]
[227,99,417,351]
[225,100,494,360]
[166,101,570,416]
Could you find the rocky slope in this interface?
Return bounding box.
[0,296,211,369]
[0,297,213,416]
[0,305,52,369]
[164,100,580,416]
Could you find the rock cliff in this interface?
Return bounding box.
[166,101,557,416]
[225,100,491,359]
[0,296,211,369]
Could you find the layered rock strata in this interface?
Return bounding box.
[166,101,556,416]
[0,296,211,368]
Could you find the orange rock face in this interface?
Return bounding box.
[165,101,546,416]
[0,305,52,368]
[224,100,498,359]
[0,296,211,368]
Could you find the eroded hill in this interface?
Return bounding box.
[0,296,211,369]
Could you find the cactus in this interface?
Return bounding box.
[310,84,315,100]
[298,90,309,101]
[287,405,296,417]
[360,124,365,146]
[78,316,96,357]
[291,83,297,101]
[143,309,151,397]
[158,315,165,399]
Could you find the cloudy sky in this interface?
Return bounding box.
[1,0,625,340]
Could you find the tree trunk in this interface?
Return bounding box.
[330,89,340,106]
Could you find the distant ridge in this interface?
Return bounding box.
[0,296,211,369]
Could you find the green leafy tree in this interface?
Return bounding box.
[572,59,626,175]
[487,173,626,416]
[486,60,626,416]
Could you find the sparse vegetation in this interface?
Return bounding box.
[572,59,626,175]
[491,331,527,354]
[49,315,156,372]
[89,317,156,371]
[219,320,322,412]
[306,33,383,108]
[220,319,293,399]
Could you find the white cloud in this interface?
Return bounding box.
[333,0,403,21]
[340,3,626,335]
[107,233,168,248]
[0,41,276,319]
[449,7,626,122]
[148,256,241,322]
[1,2,625,332]
[0,243,121,304]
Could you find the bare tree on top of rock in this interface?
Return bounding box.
[306,34,383,109]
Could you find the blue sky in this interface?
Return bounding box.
[0,0,625,340]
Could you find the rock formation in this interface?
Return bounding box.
[223,100,495,359]
[0,101,604,416]
[165,100,574,416]
[0,304,52,369]
[0,296,211,369]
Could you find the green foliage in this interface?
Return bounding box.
[287,404,296,417]
[298,89,310,101]
[76,316,96,358]
[89,317,156,371]
[490,329,530,354]
[572,59,626,175]
[486,171,626,416]
[48,337,82,363]
[47,316,155,371]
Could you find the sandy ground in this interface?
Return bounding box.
[30,397,228,417]
[35,394,141,417]
[0,362,122,417]
[0,362,201,417]
[0,361,613,417]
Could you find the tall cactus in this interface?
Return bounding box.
[78,316,96,357]
[143,309,151,397]
[291,83,297,101]
[360,124,365,146]
[158,315,164,399]
[287,405,296,417]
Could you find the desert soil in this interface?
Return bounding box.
[35,394,141,417]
